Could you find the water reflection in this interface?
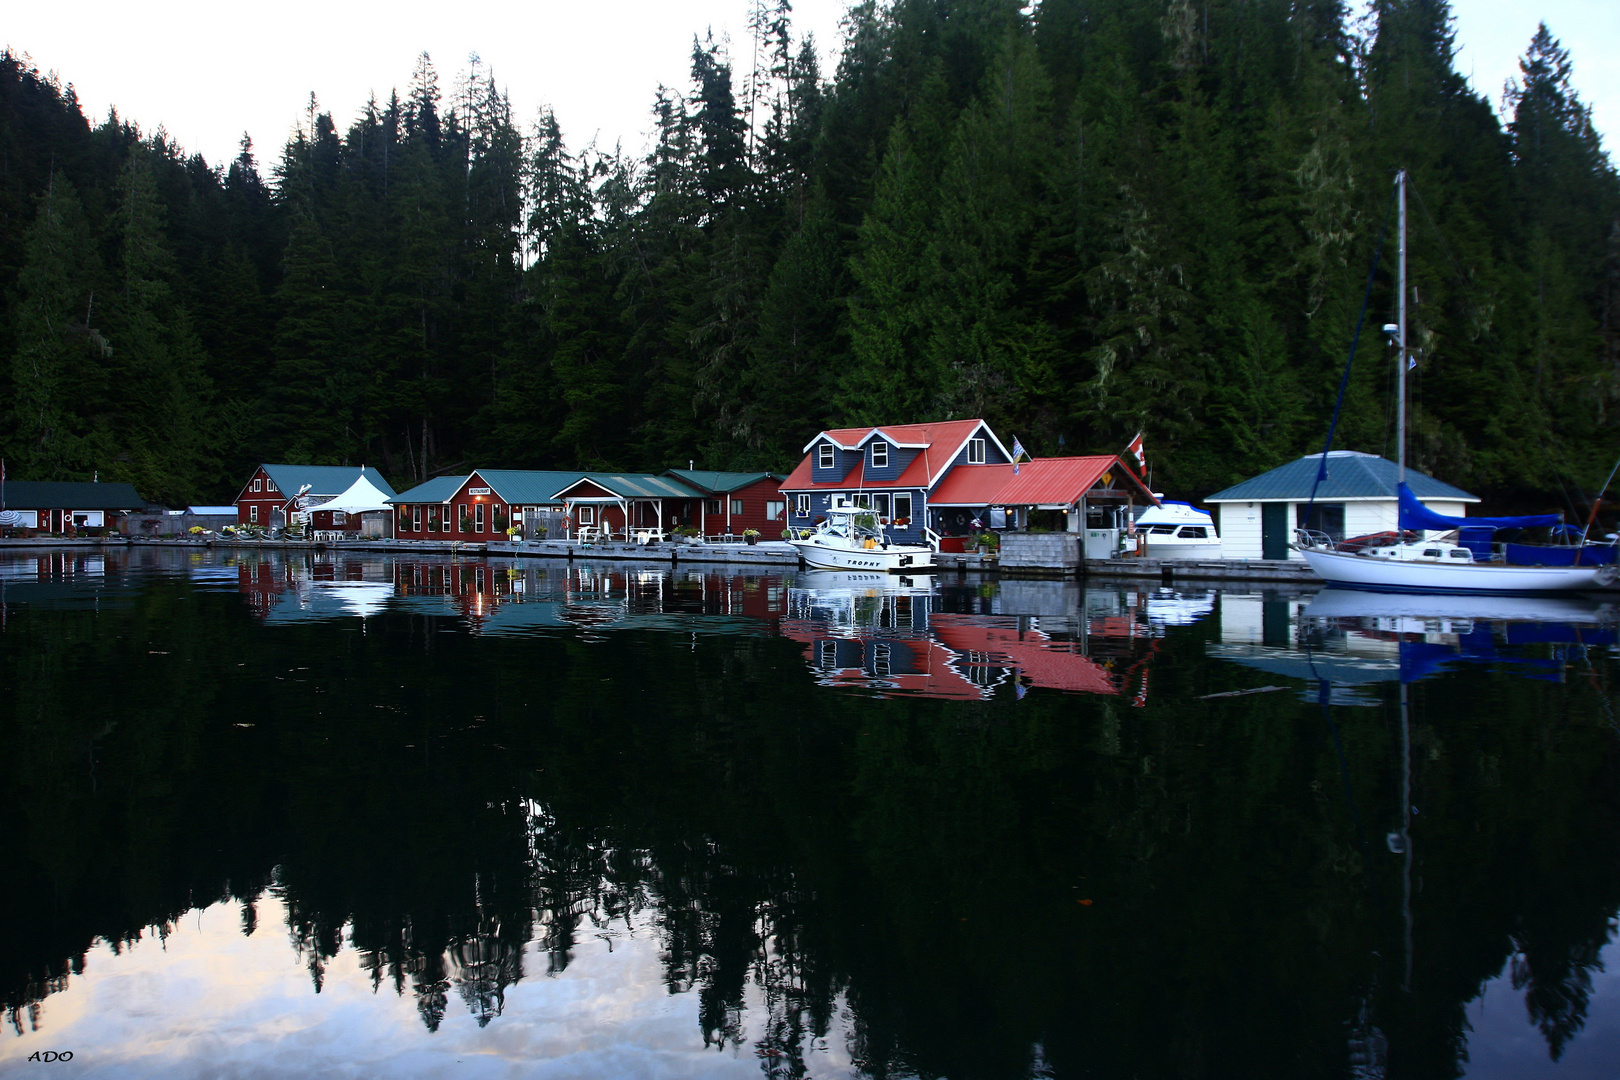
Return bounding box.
[4,551,1620,1078]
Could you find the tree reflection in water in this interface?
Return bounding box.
[1,550,1619,1078]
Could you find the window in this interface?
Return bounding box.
[266,480,278,493]
[250,505,259,523]
[1295,502,1344,542]
[413,506,422,531]
[579,506,594,524]
[333,511,347,526]
[475,503,485,531]
[893,493,912,523]
[252,479,262,492]
[818,443,834,469]
[707,499,721,514]
[870,442,888,468]
[731,498,744,516]
[796,494,810,515]
[766,500,784,521]
[967,439,985,464]
[1179,526,1206,539]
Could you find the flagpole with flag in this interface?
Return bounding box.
[1125,432,1146,477]
[1011,437,1027,475]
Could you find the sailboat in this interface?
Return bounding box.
[1292,170,1616,594]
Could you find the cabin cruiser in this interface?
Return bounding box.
[1130,501,1221,558]
[787,499,936,572]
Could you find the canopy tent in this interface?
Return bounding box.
[307,472,395,517]
[1396,482,1559,532]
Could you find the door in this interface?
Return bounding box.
[1261,503,1289,560]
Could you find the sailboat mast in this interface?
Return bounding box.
[1396,169,1408,483]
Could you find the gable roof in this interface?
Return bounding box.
[0,481,146,510]
[258,465,396,500]
[389,475,469,504]
[803,419,999,456]
[1205,452,1479,503]
[554,473,705,500]
[473,469,594,504]
[994,456,1157,507]
[785,420,1008,493]
[663,469,783,494]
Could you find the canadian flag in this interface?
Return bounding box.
[1125,432,1145,476]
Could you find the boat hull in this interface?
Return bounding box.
[788,538,935,572]
[1296,546,1614,593]
[1142,539,1223,560]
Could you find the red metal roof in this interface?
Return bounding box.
[930,464,1016,505]
[992,456,1157,507]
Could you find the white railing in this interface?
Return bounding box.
[1293,528,1334,551]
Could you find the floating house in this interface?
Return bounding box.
[1205,451,1479,560]
[388,470,589,539]
[662,470,786,536]
[0,481,146,533]
[234,465,396,531]
[782,420,1013,545]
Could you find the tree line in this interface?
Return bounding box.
[2,0,1617,507]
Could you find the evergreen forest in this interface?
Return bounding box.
[2,0,1617,508]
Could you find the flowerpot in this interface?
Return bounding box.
[745,535,758,545]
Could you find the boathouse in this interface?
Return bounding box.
[388,475,468,537]
[233,465,396,532]
[388,470,593,540]
[1205,451,1479,560]
[0,480,146,534]
[663,470,786,537]
[781,420,1013,545]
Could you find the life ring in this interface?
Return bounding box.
[560,514,573,531]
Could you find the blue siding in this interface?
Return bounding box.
[785,487,928,544]
[947,433,1006,468]
[809,439,861,484]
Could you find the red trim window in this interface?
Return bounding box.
[250,505,259,523]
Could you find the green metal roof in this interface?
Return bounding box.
[663,469,783,494]
[1205,452,1478,503]
[558,473,705,500]
[474,469,593,504]
[388,475,469,504]
[261,464,396,499]
[0,481,146,510]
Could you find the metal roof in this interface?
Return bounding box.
[930,464,1017,505]
[1205,452,1479,503]
[473,469,593,504]
[785,421,1007,493]
[260,464,396,499]
[555,473,705,500]
[389,475,469,504]
[0,481,146,510]
[994,456,1157,507]
[663,469,783,493]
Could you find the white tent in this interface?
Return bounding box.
[312,472,394,516]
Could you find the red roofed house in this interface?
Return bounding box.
[781,420,1012,547]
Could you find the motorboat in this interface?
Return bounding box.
[787,499,936,572]
[1130,501,1221,558]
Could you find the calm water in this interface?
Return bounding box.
[3,548,1619,1079]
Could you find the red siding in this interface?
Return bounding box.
[234,467,288,527]
[696,476,785,536]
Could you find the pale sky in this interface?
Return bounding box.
[4,0,1616,174]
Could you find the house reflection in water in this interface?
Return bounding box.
[783,573,1176,701]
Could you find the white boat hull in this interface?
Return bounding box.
[1142,539,1223,560]
[788,538,935,572]
[1296,545,1614,593]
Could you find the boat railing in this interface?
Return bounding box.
[1293,528,1335,551]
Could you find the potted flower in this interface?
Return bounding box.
[743,528,761,545]
[460,513,475,533]
[506,525,522,541]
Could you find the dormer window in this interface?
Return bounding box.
[819,443,835,469]
[967,438,986,464]
[870,442,888,469]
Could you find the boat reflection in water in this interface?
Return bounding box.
[785,569,1179,700]
[1209,586,1617,703]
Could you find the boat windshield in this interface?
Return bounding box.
[822,506,885,541]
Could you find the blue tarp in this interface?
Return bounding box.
[1397,481,1561,531]
[1503,542,1618,566]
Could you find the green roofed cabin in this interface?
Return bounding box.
[662,470,786,537]
[1204,451,1478,560]
[389,470,593,539]
[0,480,146,534]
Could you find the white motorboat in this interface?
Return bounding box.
[1130,501,1221,558]
[1293,169,1615,595]
[787,499,936,572]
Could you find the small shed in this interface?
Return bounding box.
[0,481,146,534]
[663,470,786,537]
[1205,451,1479,561]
